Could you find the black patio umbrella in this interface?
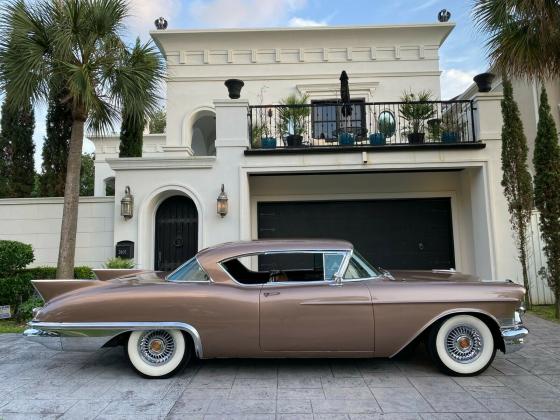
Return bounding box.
[339,70,352,117]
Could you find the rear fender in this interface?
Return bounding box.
[32,279,100,302]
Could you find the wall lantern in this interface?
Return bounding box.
[120,186,134,219]
[217,184,228,218]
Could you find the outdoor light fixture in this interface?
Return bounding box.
[120,186,134,219]
[217,184,228,218]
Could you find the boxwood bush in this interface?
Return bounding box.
[0,240,94,320]
[0,240,34,275]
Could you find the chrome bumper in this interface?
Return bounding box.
[23,328,63,351]
[501,326,529,354]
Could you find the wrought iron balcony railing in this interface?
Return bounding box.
[248,100,477,150]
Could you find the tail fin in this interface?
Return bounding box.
[32,279,99,302]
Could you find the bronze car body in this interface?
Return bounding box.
[24,240,527,376]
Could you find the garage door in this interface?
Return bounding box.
[257,198,455,270]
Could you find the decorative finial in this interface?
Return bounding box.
[154,17,168,30]
[438,9,451,22]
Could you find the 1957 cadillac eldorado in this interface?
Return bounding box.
[25,239,528,378]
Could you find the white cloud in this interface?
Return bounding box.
[411,0,442,12]
[126,0,182,39]
[441,68,477,100]
[289,17,327,27]
[189,0,307,27]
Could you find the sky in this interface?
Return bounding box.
[26,0,489,170]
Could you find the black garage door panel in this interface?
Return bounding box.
[258,198,454,270]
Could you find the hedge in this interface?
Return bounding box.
[0,266,95,320]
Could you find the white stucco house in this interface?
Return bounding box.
[1,21,550,301]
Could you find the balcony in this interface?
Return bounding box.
[246,100,483,154]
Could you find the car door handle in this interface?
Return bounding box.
[263,291,280,297]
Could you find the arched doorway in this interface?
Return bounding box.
[154,195,198,272]
[191,111,216,156]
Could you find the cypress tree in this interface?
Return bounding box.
[39,84,72,197]
[500,78,534,308]
[0,96,35,197]
[533,86,560,318]
[119,108,144,157]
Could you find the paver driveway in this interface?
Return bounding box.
[1,314,560,419]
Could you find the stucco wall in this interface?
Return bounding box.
[0,197,115,268]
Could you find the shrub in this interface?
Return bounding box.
[0,272,34,311]
[0,240,34,275]
[23,266,95,280]
[16,295,44,321]
[104,257,135,269]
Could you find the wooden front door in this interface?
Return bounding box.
[155,196,198,272]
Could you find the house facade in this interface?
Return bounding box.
[0,22,528,294]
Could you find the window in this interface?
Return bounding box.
[166,257,209,282]
[344,251,379,280]
[312,99,366,140]
[222,251,348,285]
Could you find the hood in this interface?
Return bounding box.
[388,269,481,283]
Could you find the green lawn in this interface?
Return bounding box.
[529,305,560,323]
[0,320,27,333]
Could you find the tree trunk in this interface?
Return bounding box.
[556,292,560,319]
[56,115,85,279]
[519,230,532,310]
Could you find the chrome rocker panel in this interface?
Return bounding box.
[24,322,203,358]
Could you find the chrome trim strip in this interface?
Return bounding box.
[26,321,204,358]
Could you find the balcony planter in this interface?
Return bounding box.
[407,133,425,144]
[286,134,303,147]
[369,132,386,146]
[224,79,244,99]
[338,132,355,145]
[261,137,277,149]
[441,131,459,143]
[473,73,495,93]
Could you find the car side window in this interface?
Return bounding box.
[166,257,209,282]
[323,252,345,280]
[344,252,379,280]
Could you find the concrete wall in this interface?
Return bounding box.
[0,197,115,268]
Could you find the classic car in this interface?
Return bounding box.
[24,239,528,378]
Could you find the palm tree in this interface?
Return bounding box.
[0,0,164,278]
[473,0,560,79]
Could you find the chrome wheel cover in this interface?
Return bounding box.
[445,325,483,364]
[138,330,176,366]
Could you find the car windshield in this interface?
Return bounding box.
[166,257,209,282]
[344,250,380,279]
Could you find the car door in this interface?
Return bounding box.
[259,251,374,352]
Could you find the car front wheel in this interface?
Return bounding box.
[428,315,496,376]
[127,329,190,378]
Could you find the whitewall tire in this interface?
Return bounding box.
[429,315,496,376]
[127,329,189,378]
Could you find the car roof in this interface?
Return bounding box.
[197,239,353,262]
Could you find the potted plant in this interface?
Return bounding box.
[440,119,462,143]
[399,90,435,144]
[369,110,395,145]
[252,109,277,149]
[338,131,355,145]
[427,118,442,142]
[473,73,495,93]
[278,93,310,147]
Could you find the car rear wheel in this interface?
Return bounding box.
[127,329,190,378]
[428,315,496,376]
